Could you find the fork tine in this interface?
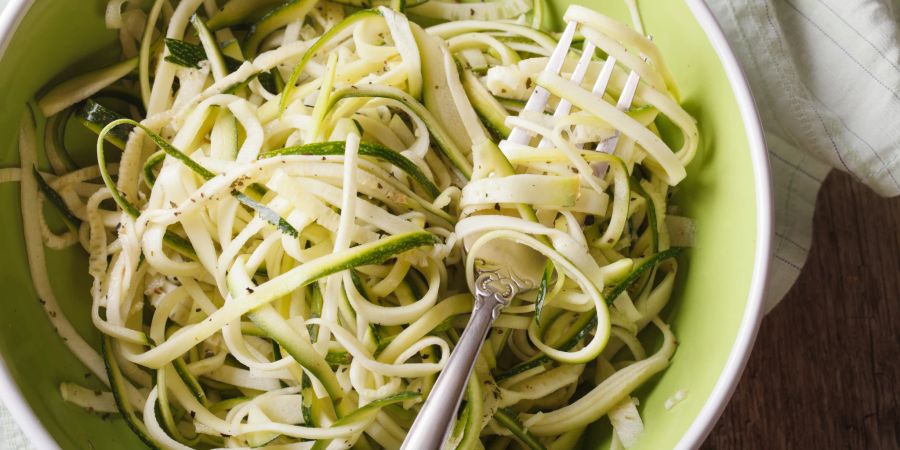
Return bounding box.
[537,41,596,148]
[506,21,578,146]
[590,56,617,96]
[596,70,640,155]
[571,55,617,151]
[591,69,640,177]
[614,70,640,110]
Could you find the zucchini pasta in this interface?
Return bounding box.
[10,0,698,448]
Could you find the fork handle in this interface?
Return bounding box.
[400,294,502,450]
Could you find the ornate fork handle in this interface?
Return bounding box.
[400,271,522,450]
[475,270,521,312]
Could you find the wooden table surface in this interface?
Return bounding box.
[702,171,900,449]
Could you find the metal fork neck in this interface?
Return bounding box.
[400,273,521,450]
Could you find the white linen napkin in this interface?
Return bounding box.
[707,0,900,312]
[1,0,898,447]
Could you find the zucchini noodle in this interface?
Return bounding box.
[13,0,698,448]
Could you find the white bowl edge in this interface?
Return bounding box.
[0,1,773,449]
[0,0,62,448]
[674,1,773,449]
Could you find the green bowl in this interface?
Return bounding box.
[0,0,771,448]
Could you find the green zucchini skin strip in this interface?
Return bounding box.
[163,233,199,260]
[231,191,300,237]
[494,408,546,450]
[227,265,344,400]
[164,39,244,73]
[325,351,352,365]
[77,99,134,150]
[494,247,683,381]
[243,0,318,58]
[207,0,284,30]
[163,38,207,69]
[281,9,383,113]
[102,335,162,450]
[93,88,147,117]
[456,372,483,450]
[326,87,473,179]
[190,15,228,80]
[32,167,81,233]
[461,69,511,140]
[96,120,141,217]
[310,53,340,142]
[44,109,79,173]
[261,140,441,199]
[390,0,406,12]
[630,175,659,254]
[155,366,201,446]
[300,373,317,427]
[111,119,215,179]
[309,392,421,450]
[533,263,553,327]
[259,69,282,94]
[142,150,165,188]
[171,356,207,406]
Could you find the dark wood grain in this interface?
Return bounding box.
[703,171,900,449]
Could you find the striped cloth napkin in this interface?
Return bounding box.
[708,0,900,312]
[1,0,898,447]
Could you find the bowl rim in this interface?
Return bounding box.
[675,1,771,448]
[0,0,59,445]
[0,0,772,448]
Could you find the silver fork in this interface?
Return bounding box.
[511,22,641,158]
[400,19,640,450]
[400,262,535,450]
